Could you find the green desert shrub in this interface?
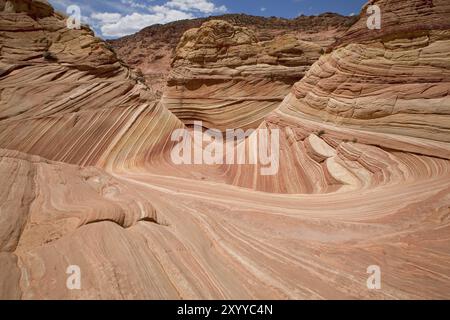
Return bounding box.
[43,51,58,61]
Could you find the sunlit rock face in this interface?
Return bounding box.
[220,0,450,194]
[109,13,355,97]
[162,20,325,131]
[0,0,450,300]
[0,0,183,169]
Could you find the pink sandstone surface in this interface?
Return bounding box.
[0,0,449,299]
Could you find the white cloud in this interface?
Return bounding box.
[165,0,226,14]
[90,0,227,38]
[120,0,148,9]
[91,12,122,24]
[260,7,266,12]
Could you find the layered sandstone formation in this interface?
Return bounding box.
[109,13,356,94]
[222,0,450,193]
[0,0,450,300]
[284,0,450,142]
[0,148,171,299]
[3,145,447,299]
[0,0,183,169]
[162,20,324,130]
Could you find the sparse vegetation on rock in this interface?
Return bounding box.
[43,51,58,61]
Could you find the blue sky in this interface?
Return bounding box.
[49,0,367,39]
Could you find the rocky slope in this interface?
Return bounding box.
[287,0,450,142]
[162,20,325,130]
[0,0,183,168]
[0,0,449,300]
[109,13,356,95]
[223,0,450,194]
[0,149,166,299]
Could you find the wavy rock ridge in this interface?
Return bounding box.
[0,0,449,299]
[162,20,325,131]
[0,0,183,169]
[109,13,355,95]
[221,0,450,193]
[291,14,450,142]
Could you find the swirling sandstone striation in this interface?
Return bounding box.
[0,0,450,300]
[0,148,170,299]
[162,20,325,131]
[285,0,450,142]
[2,146,449,299]
[220,0,450,193]
[0,0,183,169]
